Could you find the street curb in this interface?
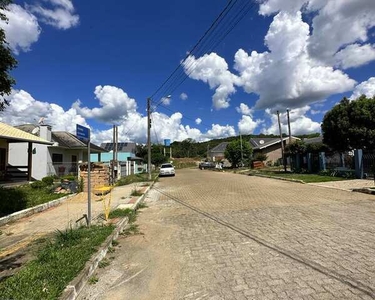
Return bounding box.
[249,173,305,184]
[0,193,77,227]
[60,178,157,300]
[352,188,375,196]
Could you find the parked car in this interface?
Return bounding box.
[199,161,216,170]
[159,163,175,177]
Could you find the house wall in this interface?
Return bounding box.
[8,142,50,180]
[47,147,83,177]
[0,139,8,178]
[209,152,225,161]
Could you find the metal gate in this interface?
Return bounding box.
[363,151,375,178]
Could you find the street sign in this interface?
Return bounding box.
[76,124,90,141]
[164,139,171,147]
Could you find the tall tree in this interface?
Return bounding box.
[224,139,252,168]
[0,0,17,111]
[322,96,375,151]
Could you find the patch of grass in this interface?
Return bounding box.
[0,225,114,300]
[137,202,148,209]
[111,240,119,246]
[116,172,158,186]
[108,246,115,253]
[108,208,136,223]
[254,170,349,183]
[98,258,110,268]
[130,189,143,197]
[88,275,99,285]
[0,185,65,217]
[121,224,142,237]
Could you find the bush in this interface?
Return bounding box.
[0,187,27,216]
[42,176,54,186]
[253,153,268,162]
[60,175,76,182]
[30,180,46,189]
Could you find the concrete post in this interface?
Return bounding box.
[354,149,363,179]
[319,152,326,171]
[307,153,312,172]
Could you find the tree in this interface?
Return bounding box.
[224,140,253,168]
[322,96,375,151]
[0,0,17,111]
[285,140,307,155]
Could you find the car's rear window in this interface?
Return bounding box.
[161,164,173,168]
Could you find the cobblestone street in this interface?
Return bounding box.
[80,169,375,300]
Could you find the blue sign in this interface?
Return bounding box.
[164,139,171,147]
[76,124,90,141]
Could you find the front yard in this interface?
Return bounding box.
[0,185,64,217]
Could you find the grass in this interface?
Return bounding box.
[98,258,110,268]
[116,172,158,186]
[253,170,349,183]
[88,275,99,285]
[0,185,65,217]
[108,208,137,223]
[0,225,114,300]
[130,189,143,197]
[121,224,142,236]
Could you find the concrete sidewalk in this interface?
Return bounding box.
[0,182,149,257]
[309,179,374,191]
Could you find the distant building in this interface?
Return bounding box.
[91,142,144,177]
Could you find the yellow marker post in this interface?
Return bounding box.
[95,185,113,220]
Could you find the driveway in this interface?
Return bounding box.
[79,169,375,300]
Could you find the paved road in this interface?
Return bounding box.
[79,169,375,300]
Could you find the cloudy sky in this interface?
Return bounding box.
[0,0,375,144]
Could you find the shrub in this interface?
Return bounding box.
[60,175,76,182]
[30,180,46,189]
[42,176,54,186]
[253,153,268,162]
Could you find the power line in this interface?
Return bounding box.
[151,0,258,109]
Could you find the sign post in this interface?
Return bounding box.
[76,124,91,226]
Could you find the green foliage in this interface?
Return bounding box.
[0,0,18,111]
[253,153,268,162]
[130,189,143,196]
[224,139,253,168]
[42,176,54,186]
[322,96,375,151]
[0,225,114,299]
[30,180,47,189]
[60,175,76,181]
[305,142,330,154]
[151,152,168,167]
[108,208,137,223]
[116,172,157,186]
[0,185,63,217]
[285,140,307,155]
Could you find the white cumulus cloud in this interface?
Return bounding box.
[263,106,321,135]
[234,11,356,111]
[28,0,79,30]
[73,85,137,124]
[183,53,240,110]
[0,89,88,132]
[235,103,253,116]
[195,118,202,125]
[180,92,188,100]
[350,77,375,100]
[0,4,41,54]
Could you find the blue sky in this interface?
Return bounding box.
[1,0,375,144]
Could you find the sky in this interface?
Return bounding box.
[0,0,375,145]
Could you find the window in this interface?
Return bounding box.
[52,153,63,165]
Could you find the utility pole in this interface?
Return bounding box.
[147,98,152,180]
[277,110,287,172]
[287,109,292,144]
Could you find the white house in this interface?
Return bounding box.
[8,124,107,180]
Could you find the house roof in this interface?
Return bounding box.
[0,122,53,145]
[100,142,136,153]
[210,142,229,153]
[303,136,323,144]
[14,124,107,153]
[52,132,107,153]
[250,137,299,150]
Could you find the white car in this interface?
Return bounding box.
[159,163,175,177]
